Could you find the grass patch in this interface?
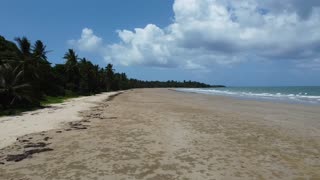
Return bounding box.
[0,92,81,117]
[41,96,67,105]
[41,94,80,106]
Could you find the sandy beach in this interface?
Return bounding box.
[0,92,120,149]
[0,88,319,179]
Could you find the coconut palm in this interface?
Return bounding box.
[63,49,78,66]
[105,63,114,91]
[32,40,57,96]
[33,40,50,61]
[63,49,80,91]
[14,37,31,57]
[0,64,34,109]
[14,37,40,81]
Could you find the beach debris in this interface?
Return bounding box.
[74,126,87,130]
[17,138,29,143]
[69,122,88,130]
[6,148,53,162]
[86,113,104,119]
[24,142,47,148]
[107,93,122,101]
[56,131,62,133]
[0,162,4,165]
[106,117,117,119]
[44,137,50,141]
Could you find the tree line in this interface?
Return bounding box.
[0,35,219,110]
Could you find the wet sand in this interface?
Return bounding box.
[0,88,319,179]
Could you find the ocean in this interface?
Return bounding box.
[177,86,320,105]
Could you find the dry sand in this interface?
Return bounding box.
[0,92,119,149]
[0,88,319,179]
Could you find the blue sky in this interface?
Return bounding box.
[1,0,320,86]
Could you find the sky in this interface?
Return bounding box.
[1,0,320,86]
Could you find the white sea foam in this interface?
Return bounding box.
[177,88,320,105]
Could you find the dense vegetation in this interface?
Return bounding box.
[0,35,219,111]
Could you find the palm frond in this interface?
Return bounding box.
[12,83,31,90]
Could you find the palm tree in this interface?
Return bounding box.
[14,37,31,58]
[32,40,56,96]
[0,64,35,109]
[78,58,99,94]
[105,64,114,91]
[14,37,40,81]
[14,37,48,101]
[33,40,50,61]
[63,49,78,66]
[63,49,80,91]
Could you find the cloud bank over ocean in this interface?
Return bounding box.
[69,0,320,71]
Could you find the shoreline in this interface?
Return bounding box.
[0,92,120,149]
[175,89,320,107]
[173,88,320,107]
[0,88,319,179]
[173,88,320,137]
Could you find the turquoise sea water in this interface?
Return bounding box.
[177,86,320,105]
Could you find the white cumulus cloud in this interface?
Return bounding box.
[68,0,320,70]
[68,28,102,52]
